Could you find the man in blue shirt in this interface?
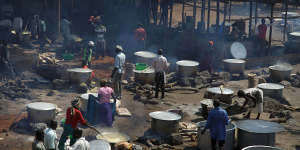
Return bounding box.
[202,99,229,150]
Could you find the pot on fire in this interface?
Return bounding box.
[149,111,181,135]
[67,68,93,84]
[90,140,111,150]
[257,83,284,99]
[269,64,293,81]
[205,87,234,104]
[242,145,283,150]
[134,51,157,66]
[223,59,246,74]
[176,60,199,77]
[27,102,57,123]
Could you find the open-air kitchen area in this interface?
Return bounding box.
[1,0,300,150]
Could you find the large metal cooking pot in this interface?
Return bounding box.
[176,60,199,77]
[134,51,157,66]
[90,140,111,150]
[205,87,234,104]
[223,59,246,74]
[197,121,236,150]
[236,120,284,149]
[242,145,283,150]
[149,111,181,135]
[67,68,93,84]
[257,83,284,99]
[269,65,293,81]
[133,67,155,84]
[80,93,98,112]
[96,131,130,144]
[27,102,57,123]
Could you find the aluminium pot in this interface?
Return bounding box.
[197,121,236,150]
[149,111,181,135]
[223,59,246,74]
[269,65,293,81]
[90,140,111,150]
[67,68,93,84]
[80,93,98,112]
[134,51,157,66]
[27,102,57,123]
[242,145,283,150]
[133,67,155,84]
[176,60,199,77]
[257,83,284,99]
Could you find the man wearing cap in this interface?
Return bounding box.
[202,100,229,150]
[153,49,168,99]
[111,45,126,99]
[238,88,264,119]
[58,98,89,150]
[82,41,94,68]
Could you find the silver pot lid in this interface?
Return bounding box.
[230,42,247,59]
[236,120,284,133]
[149,111,181,121]
[80,93,98,100]
[269,64,293,71]
[242,145,283,150]
[223,59,246,64]
[67,68,93,73]
[207,87,234,95]
[176,60,199,67]
[27,102,56,111]
[289,32,300,37]
[90,140,111,150]
[257,83,284,90]
[134,51,157,58]
[96,132,130,144]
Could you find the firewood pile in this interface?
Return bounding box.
[290,72,300,87]
[38,52,60,65]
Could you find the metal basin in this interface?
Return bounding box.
[223,59,246,74]
[80,93,98,112]
[96,131,130,144]
[269,65,293,81]
[206,87,234,104]
[67,68,93,84]
[257,83,284,99]
[27,102,57,123]
[149,111,181,135]
[197,121,236,150]
[236,120,284,149]
[176,60,199,77]
[242,145,283,150]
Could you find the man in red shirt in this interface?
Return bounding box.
[134,24,147,51]
[58,98,88,150]
[257,18,268,53]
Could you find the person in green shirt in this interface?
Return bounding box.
[82,41,94,68]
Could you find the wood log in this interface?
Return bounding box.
[165,87,199,93]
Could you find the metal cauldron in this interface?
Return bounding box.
[223,59,246,74]
[257,83,284,99]
[205,87,234,104]
[149,111,181,135]
[90,140,111,150]
[133,67,155,84]
[27,102,57,123]
[176,60,199,77]
[242,145,283,150]
[80,93,98,112]
[269,65,293,81]
[134,51,157,66]
[197,121,236,150]
[236,120,284,149]
[67,68,93,84]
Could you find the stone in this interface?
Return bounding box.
[169,133,183,145]
[258,77,267,84]
[122,80,128,85]
[47,90,55,96]
[280,80,291,87]
[52,79,67,90]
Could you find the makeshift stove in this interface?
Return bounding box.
[205,87,234,104]
[257,83,284,99]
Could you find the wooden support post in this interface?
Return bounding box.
[249,0,253,38]
[254,0,258,34]
[169,0,174,28]
[268,4,274,52]
[283,0,288,41]
[223,1,227,28]
[228,0,232,23]
[207,0,211,32]
[216,0,220,27]
[201,0,206,31]
[193,0,197,30]
[58,0,61,33]
[182,0,185,25]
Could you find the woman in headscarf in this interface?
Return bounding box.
[97,79,117,126]
[58,98,88,150]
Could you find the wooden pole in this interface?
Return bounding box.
[228,0,232,23]
[201,0,206,31]
[207,0,210,32]
[223,1,227,29]
[182,0,185,25]
[254,0,258,34]
[249,0,253,37]
[216,0,220,27]
[169,0,173,28]
[58,0,61,33]
[283,0,288,41]
[268,4,274,52]
[193,0,197,30]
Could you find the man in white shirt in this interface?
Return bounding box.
[152,49,168,99]
[67,128,89,150]
[44,120,58,150]
[238,88,264,119]
[111,45,126,99]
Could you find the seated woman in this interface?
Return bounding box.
[97,79,117,126]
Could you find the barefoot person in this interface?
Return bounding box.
[153,49,168,99]
[111,45,126,99]
[238,88,264,119]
